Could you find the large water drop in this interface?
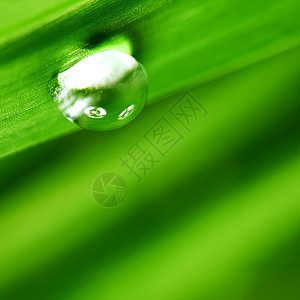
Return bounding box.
[53,50,148,131]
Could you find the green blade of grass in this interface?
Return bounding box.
[0,0,300,159]
[0,0,90,46]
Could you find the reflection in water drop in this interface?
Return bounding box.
[84,106,107,119]
[53,50,148,131]
[118,104,135,120]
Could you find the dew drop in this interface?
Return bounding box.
[53,50,148,131]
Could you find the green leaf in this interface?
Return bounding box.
[0,0,300,159]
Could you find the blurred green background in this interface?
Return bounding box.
[0,0,300,299]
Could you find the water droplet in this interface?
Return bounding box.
[53,50,148,131]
